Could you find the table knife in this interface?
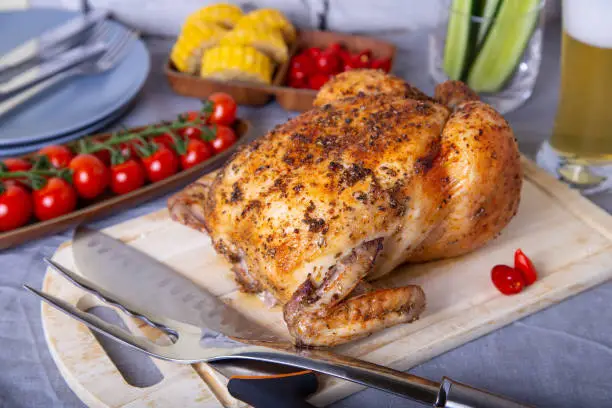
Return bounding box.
[0,42,106,98]
[63,226,531,407]
[0,9,108,73]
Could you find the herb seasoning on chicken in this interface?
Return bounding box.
[169,69,522,347]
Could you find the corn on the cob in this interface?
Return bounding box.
[170,21,228,74]
[236,8,296,44]
[220,26,288,63]
[201,45,274,84]
[195,3,243,29]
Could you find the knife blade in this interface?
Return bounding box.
[0,9,108,73]
[71,226,278,342]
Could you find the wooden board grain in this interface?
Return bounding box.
[40,157,612,407]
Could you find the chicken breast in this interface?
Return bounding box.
[168,69,521,346]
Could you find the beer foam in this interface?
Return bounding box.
[564,0,612,48]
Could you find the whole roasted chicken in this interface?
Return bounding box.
[169,69,521,347]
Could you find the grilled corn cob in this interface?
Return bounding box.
[220,26,288,63]
[195,3,243,29]
[201,45,274,84]
[236,8,296,44]
[170,20,228,73]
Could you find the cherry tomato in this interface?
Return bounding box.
[211,126,237,154]
[1,158,32,188]
[38,145,74,168]
[514,249,538,286]
[308,73,331,90]
[305,47,322,59]
[289,66,307,82]
[93,149,111,166]
[119,140,143,159]
[68,154,110,199]
[290,54,315,76]
[356,49,372,67]
[327,42,344,55]
[152,133,175,150]
[184,111,202,122]
[207,93,237,126]
[179,126,203,141]
[141,146,179,182]
[111,159,146,195]
[315,51,341,75]
[491,264,525,295]
[0,184,32,231]
[371,57,392,73]
[33,177,77,221]
[180,139,215,170]
[2,158,31,172]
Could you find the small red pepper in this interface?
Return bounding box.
[514,249,538,286]
[491,264,525,295]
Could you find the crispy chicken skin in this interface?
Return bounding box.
[168,69,522,347]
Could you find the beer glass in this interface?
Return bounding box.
[537,0,612,193]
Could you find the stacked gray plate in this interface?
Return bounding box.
[0,8,150,157]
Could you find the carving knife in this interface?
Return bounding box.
[70,225,317,407]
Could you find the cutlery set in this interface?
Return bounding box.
[26,226,531,408]
[0,10,136,120]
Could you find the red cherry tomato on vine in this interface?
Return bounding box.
[207,93,237,126]
[1,158,32,188]
[93,149,111,166]
[179,126,203,141]
[2,158,31,172]
[0,184,32,231]
[211,126,237,154]
[514,249,538,286]
[68,154,110,199]
[33,177,77,221]
[141,147,179,182]
[491,264,525,295]
[38,145,74,168]
[184,111,203,122]
[180,139,214,169]
[152,133,175,150]
[111,159,146,195]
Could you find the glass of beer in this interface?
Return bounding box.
[537,0,612,194]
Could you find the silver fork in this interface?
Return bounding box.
[0,22,112,98]
[0,26,137,120]
[23,259,532,408]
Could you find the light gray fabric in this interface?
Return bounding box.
[1,21,612,408]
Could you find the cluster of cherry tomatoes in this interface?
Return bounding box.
[0,93,238,232]
[491,249,538,295]
[288,42,392,90]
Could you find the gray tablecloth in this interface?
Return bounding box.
[2,22,612,408]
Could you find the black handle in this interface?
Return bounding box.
[228,370,318,408]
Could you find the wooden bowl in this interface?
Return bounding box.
[273,30,397,112]
[164,30,396,111]
[0,119,253,250]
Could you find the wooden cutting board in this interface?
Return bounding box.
[41,157,612,407]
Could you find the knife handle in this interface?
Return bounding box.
[228,370,318,408]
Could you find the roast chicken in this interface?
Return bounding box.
[169,69,522,347]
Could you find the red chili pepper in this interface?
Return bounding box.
[514,249,538,286]
[491,264,525,295]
